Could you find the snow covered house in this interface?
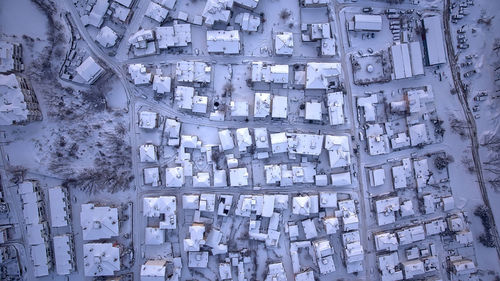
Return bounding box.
[75,56,105,84]
[80,203,119,240]
[207,30,241,54]
[83,243,120,277]
[0,74,42,125]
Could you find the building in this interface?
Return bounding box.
[152,75,171,94]
[165,167,185,187]
[82,0,109,28]
[75,56,105,84]
[145,2,169,23]
[80,203,119,240]
[156,23,192,48]
[176,61,211,83]
[234,12,261,31]
[271,95,288,119]
[422,16,446,65]
[254,92,271,118]
[129,63,152,85]
[353,14,382,31]
[140,144,158,162]
[53,234,74,275]
[251,62,289,84]
[144,167,160,187]
[207,30,241,55]
[305,101,322,121]
[327,91,344,125]
[305,62,342,89]
[374,232,398,251]
[83,243,120,277]
[275,32,293,55]
[229,168,249,187]
[141,260,167,281]
[175,86,194,110]
[234,0,259,9]
[47,187,70,228]
[390,42,424,80]
[202,0,233,26]
[0,74,42,125]
[230,101,249,117]
[139,111,159,129]
[95,26,119,48]
[325,135,350,168]
[378,252,403,281]
[0,41,23,73]
[143,196,177,229]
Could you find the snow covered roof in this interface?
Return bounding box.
[305,62,341,89]
[152,75,171,94]
[234,12,261,31]
[319,192,337,208]
[213,170,228,187]
[403,259,425,279]
[175,61,211,83]
[422,16,446,65]
[165,167,184,187]
[331,172,352,186]
[53,234,74,275]
[292,195,318,216]
[254,127,269,149]
[141,260,166,280]
[206,30,241,54]
[234,0,259,9]
[409,123,429,146]
[305,101,322,121]
[128,64,152,85]
[156,24,192,48]
[275,32,293,55]
[75,56,104,84]
[139,111,159,129]
[230,100,249,117]
[202,0,233,25]
[0,74,39,125]
[251,62,289,83]
[287,133,324,156]
[175,86,194,110]
[80,203,119,240]
[143,196,177,229]
[193,172,210,187]
[265,262,287,281]
[31,244,50,277]
[229,168,249,186]
[378,252,404,281]
[295,270,315,281]
[82,0,109,28]
[325,135,350,168]
[145,2,169,23]
[143,167,160,186]
[271,95,288,119]
[48,187,69,228]
[188,251,209,268]
[184,224,206,251]
[236,127,252,152]
[0,41,22,73]
[140,144,158,162]
[145,227,165,245]
[327,91,344,125]
[396,225,425,245]
[95,26,118,48]
[83,243,120,276]
[254,92,271,118]
[374,232,398,251]
[192,96,208,113]
[353,14,382,31]
[369,168,385,187]
[218,129,234,151]
[270,132,288,154]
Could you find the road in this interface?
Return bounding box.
[443,0,500,261]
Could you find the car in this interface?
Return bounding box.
[367,48,373,54]
[457,34,466,39]
[362,7,373,13]
[458,43,469,49]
